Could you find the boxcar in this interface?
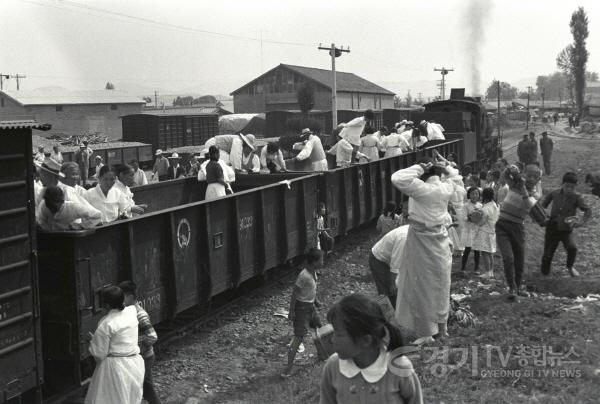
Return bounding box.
[0,120,46,403]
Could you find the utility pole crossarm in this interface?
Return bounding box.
[434,67,454,100]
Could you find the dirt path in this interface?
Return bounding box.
[153,121,600,404]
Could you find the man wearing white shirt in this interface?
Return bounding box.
[293,128,328,171]
[114,164,147,215]
[369,225,409,307]
[204,134,255,173]
[130,159,148,186]
[260,143,287,173]
[37,186,101,231]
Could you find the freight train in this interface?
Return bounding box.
[0,117,467,402]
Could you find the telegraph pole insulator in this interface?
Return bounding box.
[319,43,351,128]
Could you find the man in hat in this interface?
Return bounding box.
[35,146,46,164]
[34,157,65,206]
[166,153,186,180]
[75,141,93,186]
[293,128,328,171]
[152,149,170,182]
[539,132,553,175]
[92,155,104,180]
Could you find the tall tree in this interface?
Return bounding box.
[485,81,518,100]
[296,83,315,116]
[556,45,575,103]
[105,82,115,90]
[405,90,412,107]
[569,7,589,115]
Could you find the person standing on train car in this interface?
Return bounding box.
[50,145,63,164]
[241,134,260,173]
[539,132,553,175]
[382,127,410,157]
[204,146,229,200]
[166,153,186,180]
[198,147,235,194]
[34,157,65,206]
[84,165,131,223]
[84,286,145,404]
[203,133,255,173]
[118,281,161,404]
[130,159,148,186]
[374,126,388,158]
[327,127,370,167]
[260,142,287,173]
[75,141,94,186]
[92,156,104,181]
[391,157,460,344]
[293,128,328,171]
[114,164,147,215]
[359,126,381,162]
[422,120,446,145]
[151,149,170,182]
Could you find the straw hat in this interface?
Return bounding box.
[168,152,180,159]
[155,149,163,156]
[35,157,65,178]
[239,133,255,151]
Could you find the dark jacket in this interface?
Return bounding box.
[167,165,186,180]
[540,137,553,155]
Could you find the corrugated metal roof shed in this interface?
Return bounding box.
[231,63,395,96]
[0,119,51,130]
[140,108,218,116]
[1,89,146,106]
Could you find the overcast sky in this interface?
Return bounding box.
[1,0,599,98]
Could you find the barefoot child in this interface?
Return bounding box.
[283,248,323,376]
[472,188,500,278]
[320,294,423,404]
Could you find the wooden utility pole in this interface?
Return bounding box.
[434,67,454,100]
[497,80,502,150]
[526,86,532,130]
[10,74,26,90]
[154,91,158,108]
[318,43,350,128]
[0,74,9,90]
[541,87,545,116]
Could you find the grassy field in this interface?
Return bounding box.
[154,124,600,404]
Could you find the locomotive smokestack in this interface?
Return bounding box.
[462,0,493,95]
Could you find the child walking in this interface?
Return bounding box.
[319,294,423,404]
[317,203,335,256]
[376,201,403,237]
[472,188,500,278]
[283,248,323,377]
[461,187,482,272]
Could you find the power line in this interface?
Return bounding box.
[19,0,315,48]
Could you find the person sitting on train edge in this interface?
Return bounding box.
[34,156,65,206]
[84,165,132,223]
[114,164,148,215]
[198,147,235,194]
[203,133,255,173]
[359,126,381,162]
[130,159,149,186]
[118,281,161,404]
[260,142,287,173]
[282,248,323,378]
[293,128,328,171]
[241,134,260,173]
[151,149,170,182]
[37,185,102,231]
[166,153,186,180]
[204,146,229,200]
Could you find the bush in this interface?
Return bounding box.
[285,117,323,135]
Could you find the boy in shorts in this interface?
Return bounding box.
[282,248,322,377]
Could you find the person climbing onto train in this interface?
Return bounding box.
[539,172,591,278]
[283,248,323,378]
[327,127,370,167]
[409,125,428,150]
[260,142,287,173]
[398,121,415,150]
[421,120,445,146]
[166,153,186,180]
[319,294,423,404]
[84,165,131,223]
[114,164,148,215]
[84,286,145,404]
[203,145,229,200]
[495,165,540,302]
[36,185,102,231]
[151,149,170,182]
[390,155,461,344]
[539,132,553,175]
[359,126,381,162]
[118,281,161,404]
[203,133,255,173]
[130,159,148,186]
[240,134,260,173]
[293,128,328,171]
[376,201,403,237]
[369,224,409,307]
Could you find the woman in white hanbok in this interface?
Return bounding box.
[85,286,144,404]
